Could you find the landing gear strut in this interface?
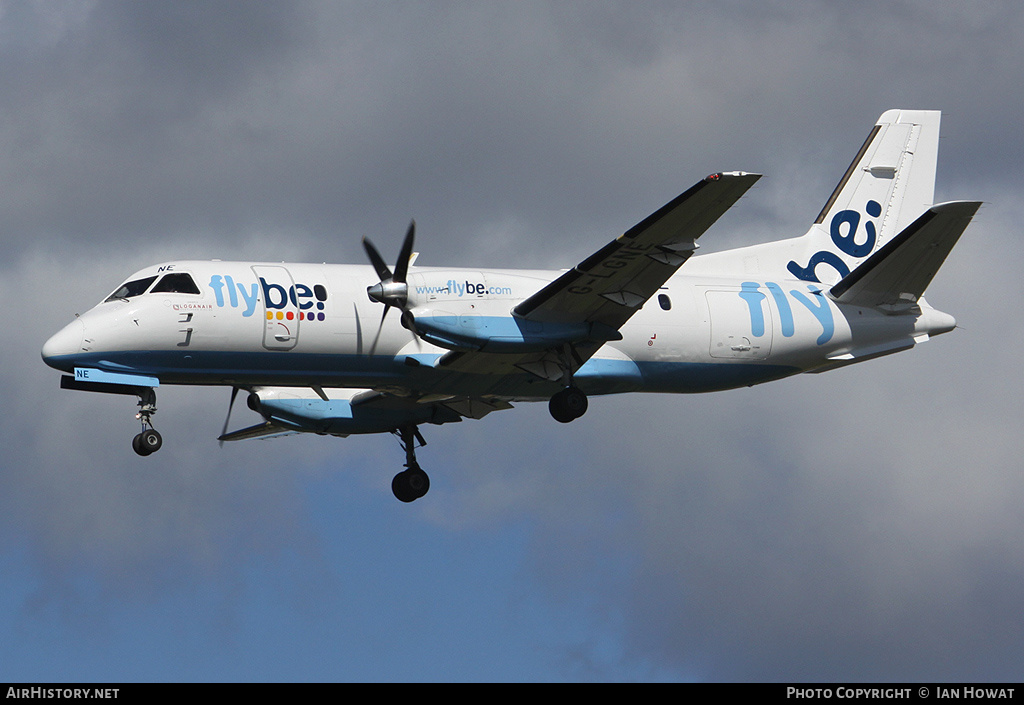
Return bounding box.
[132,388,162,457]
[391,425,430,502]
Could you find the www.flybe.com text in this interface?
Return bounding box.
[415,280,513,297]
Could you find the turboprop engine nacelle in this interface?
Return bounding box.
[402,270,623,352]
[408,308,623,353]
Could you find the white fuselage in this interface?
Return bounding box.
[41,257,955,401]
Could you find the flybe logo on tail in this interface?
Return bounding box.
[208,275,329,320]
[787,200,882,283]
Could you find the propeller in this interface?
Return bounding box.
[363,220,420,355]
[218,386,240,447]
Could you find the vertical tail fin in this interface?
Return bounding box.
[785,110,941,285]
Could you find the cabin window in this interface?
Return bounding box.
[658,293,672,310]
[104,276,157,302]
[314,284,328,301]
[151,272,201,295]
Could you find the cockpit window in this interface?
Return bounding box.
[104,276,157,302]
[151,272,200,295]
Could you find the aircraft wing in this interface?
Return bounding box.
[829,200,981,311]
[513,171,761,328]
[436,172,760,386]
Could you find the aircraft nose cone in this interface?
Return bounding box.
[41,318,85,371]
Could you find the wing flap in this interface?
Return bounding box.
[218,421,304,442]
[441,397,514,420]
[829,201,981,311]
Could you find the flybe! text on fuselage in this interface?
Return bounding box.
[207,273,329,321]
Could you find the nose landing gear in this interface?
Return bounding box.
[131,388,162,457]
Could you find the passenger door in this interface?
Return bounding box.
[252,265,300,350]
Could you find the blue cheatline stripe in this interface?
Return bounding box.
[50,350,801,397]
[74,367,160,387]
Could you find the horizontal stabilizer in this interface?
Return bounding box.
[829,201,981,311]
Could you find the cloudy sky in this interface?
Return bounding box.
[2,1,1022,682]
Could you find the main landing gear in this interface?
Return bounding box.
[391,425,430,503]
[131,388,163,457]
[548,342,589,424]
[549,385,588,423]
[547,346,589,423]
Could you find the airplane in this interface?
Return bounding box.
[41,109,980,502]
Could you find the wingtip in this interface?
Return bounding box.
[706,171,762,181]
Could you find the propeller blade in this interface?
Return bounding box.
[218,386,240,448]
[400,309,419,336]
[393,220,416,284]
[362,237,392,282]
[353,302,364,355]
[368,305,390,356]
[400,310,423,351]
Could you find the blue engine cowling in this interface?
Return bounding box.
[410,312,622,353]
